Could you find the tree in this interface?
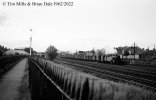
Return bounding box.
[0,50,3,57]
[96,48,106,56]
[45,45,58,61]
[124,49,129,57]
[15,52,19,56]
[24,47,33,55]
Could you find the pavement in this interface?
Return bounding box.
[0,58,28,100]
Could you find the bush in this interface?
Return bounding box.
[0,56,25,69]
[0,56,25,77]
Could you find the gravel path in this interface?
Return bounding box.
[0,58,28,100]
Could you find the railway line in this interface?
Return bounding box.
[54,58,156,91]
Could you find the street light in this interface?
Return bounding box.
[30,29,32,56]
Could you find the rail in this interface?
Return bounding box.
[54,58,156,91]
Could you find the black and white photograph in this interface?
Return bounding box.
[0,0,156,100]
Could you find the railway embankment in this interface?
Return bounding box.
[29,58,156,100]
[54,58,156,91]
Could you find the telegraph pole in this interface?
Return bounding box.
[30,29,32,56]
[134,42,135,60]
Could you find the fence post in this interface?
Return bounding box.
[80,78,89,100]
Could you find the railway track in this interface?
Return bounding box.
[54,58,156,91]
[56,58,156,80]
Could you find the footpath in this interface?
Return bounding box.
[0,58,28,100]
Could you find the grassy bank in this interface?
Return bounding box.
[29,58,156,100]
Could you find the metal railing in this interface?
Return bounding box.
[29,60,73,100]
[29,57,92,100]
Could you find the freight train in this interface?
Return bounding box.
[60,54,140,65]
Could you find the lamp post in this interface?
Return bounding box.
[134,42,135,60]
[30,29,32,56]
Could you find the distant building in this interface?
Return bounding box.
[115,46,144,55]
[77,51,85,55]
[140,49,156,59]
[14,47,25,51]
[85,50,96,56]
[36,52,46,58]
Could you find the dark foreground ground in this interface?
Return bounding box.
[0,58,28,100]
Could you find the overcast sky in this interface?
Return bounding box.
[0,0,156,53]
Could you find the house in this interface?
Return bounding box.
[36,52,46,58]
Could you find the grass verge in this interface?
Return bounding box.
[0,58,24,79]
